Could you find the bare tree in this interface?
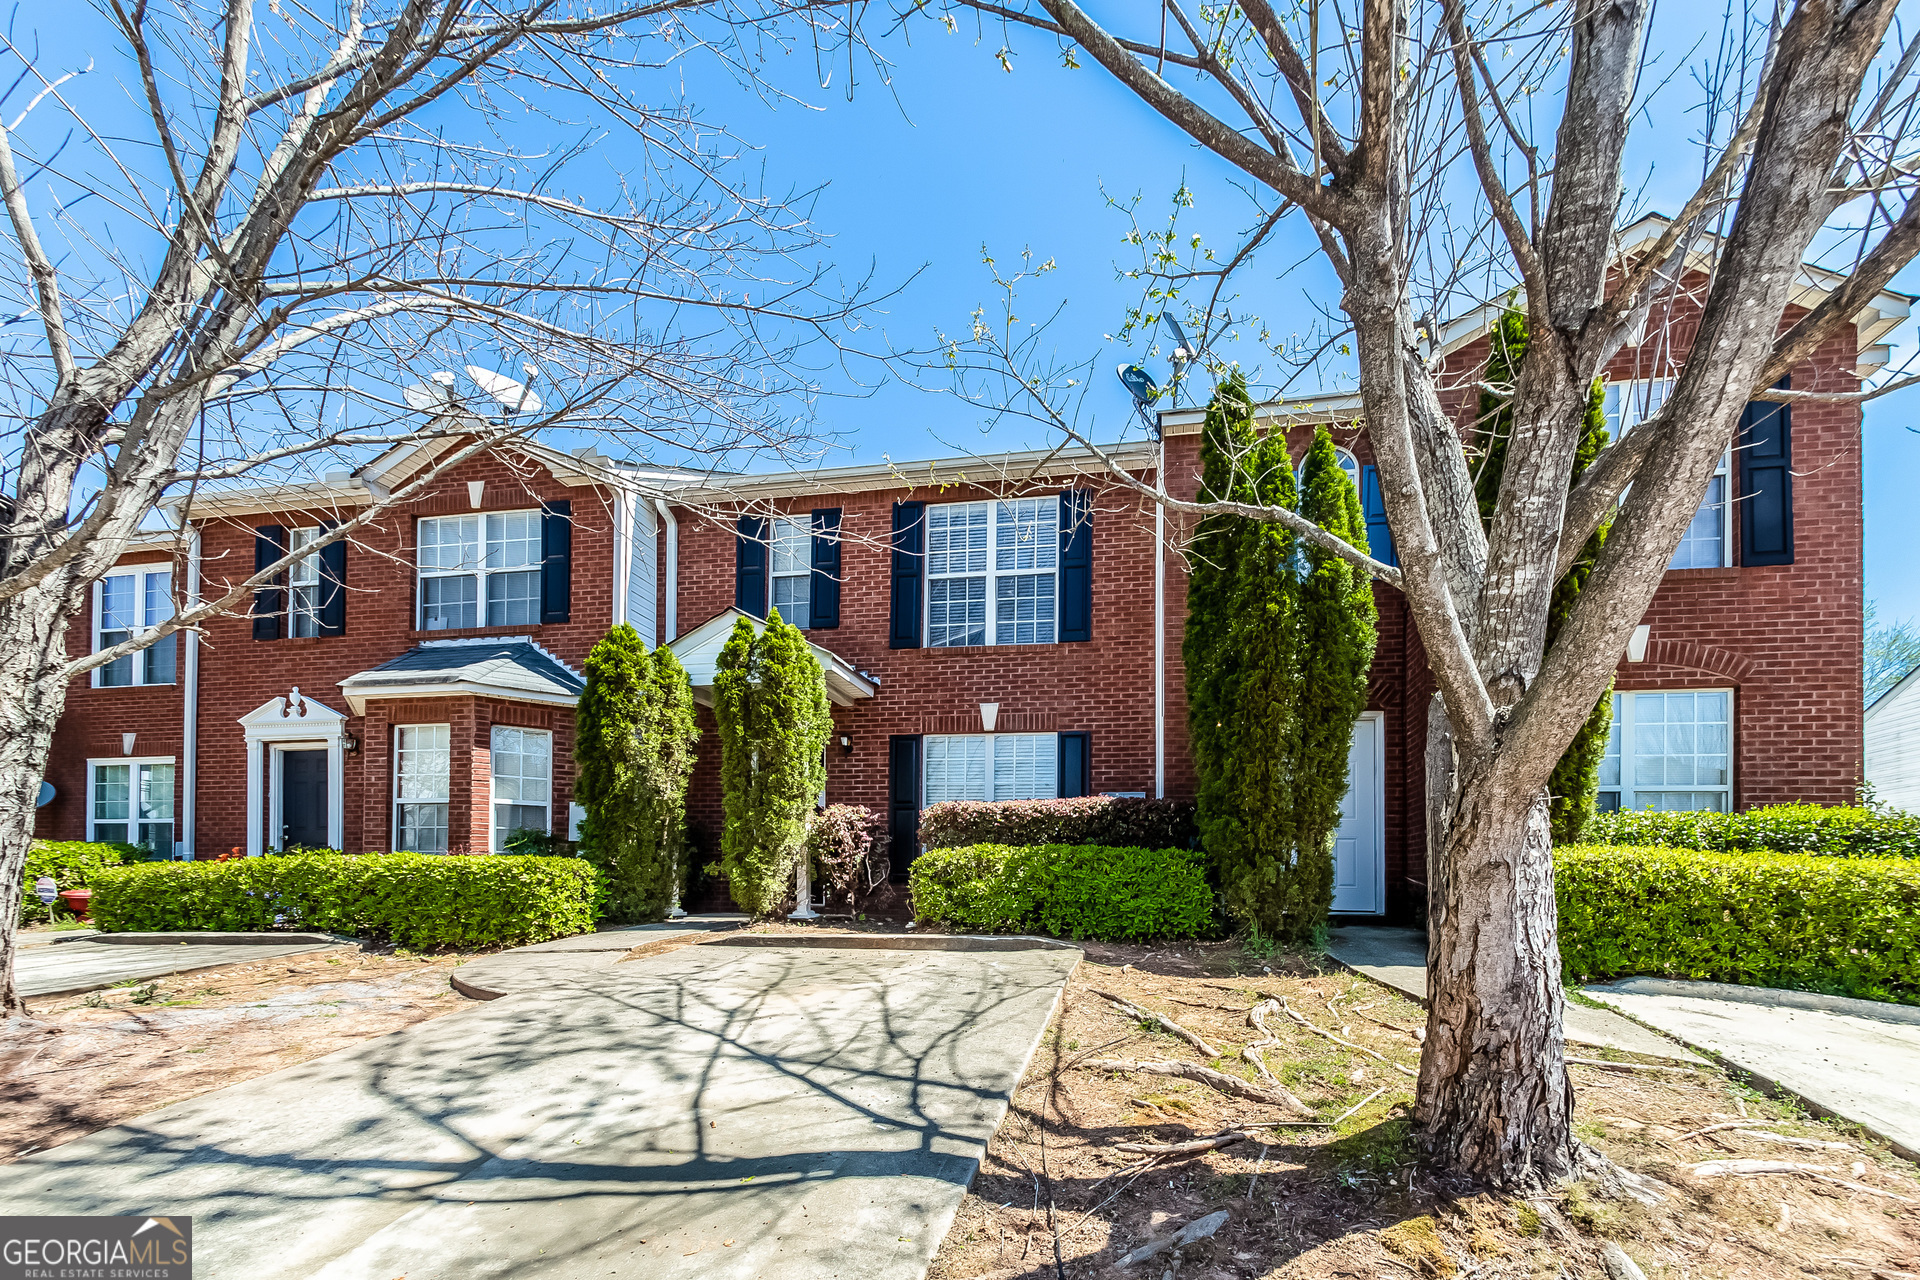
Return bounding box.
[0,0,882,1018]
[928,0,1920,1188]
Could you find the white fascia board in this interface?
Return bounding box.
[338,678,581,717]
[1158,393,1365,437]
[661,442,1159,505]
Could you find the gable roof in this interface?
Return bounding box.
[667,607,877,707]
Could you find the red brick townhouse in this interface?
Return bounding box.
[34,227,1906,922]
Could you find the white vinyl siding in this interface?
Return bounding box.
[925,498,1057,648]
[394,724,451,852]
[1602,378,1729,570]
[1867,670,1920,810]
[627,502,658,647]
[1597,689,1733,813]
[89,759,175,853]
[94,569,176,686]
[418,511,542,630]
[491,726,552,851]
[923,733,1057,805]
[770,516,811,629]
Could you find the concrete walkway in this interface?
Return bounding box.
[450,914,744,999]
[0,934,1080,1280]
[1324,926,1706,1063]
[1586,978,1920,1162]
[18,933,347,999]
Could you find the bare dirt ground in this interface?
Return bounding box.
[2,945,479,1162]
[920,938,1920,1280]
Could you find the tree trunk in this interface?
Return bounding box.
[0,587,82,1017]
[1416,759,1578,1187]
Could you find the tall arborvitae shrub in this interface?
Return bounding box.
[1474,308,1616,843]
[639,644,700,913]
[713,610,832,916]
[575,625,655,921]
[1284,426,1379,927]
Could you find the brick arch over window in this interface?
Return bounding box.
[1640,639,1757,685]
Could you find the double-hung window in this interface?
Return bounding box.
[925,498,1058,648]
[770,517,811,629]
[395,724,451,853]
[1597,689,1733,812]
[288,528,324,637]
[1602,378,1729,569]
[94,570,176,686]
[418,511,543,630]
[90,759,174,852]
[491,726,552,850]
[923,733,1058,804]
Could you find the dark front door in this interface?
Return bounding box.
[281,749,329,850]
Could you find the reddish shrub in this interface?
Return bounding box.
[919,797,1198,852]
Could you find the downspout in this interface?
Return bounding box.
[182,526,201,859]
[611,490,629,629]
[654,498,679,642]
[1154,436,1166,801]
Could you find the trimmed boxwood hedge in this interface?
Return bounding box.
[1556,843,1920,1004]
[20,840,133,924]
[919,797,1198,852]
[1583,803,1920,858]
[89,853,601,950]
[909,843,1213,941]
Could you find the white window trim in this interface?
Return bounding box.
[394,722,453,853]
[1600,687,1735,813]
[1605,378,1731,570]
[86,756,178,854]
[287,527,323,637]
[923,732,1059,807]
[91,568,176,687]
[416,509,544,631]
[489,725,554,852]
[770,516,812,629]
[924,498,1059,648]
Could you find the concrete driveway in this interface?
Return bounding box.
[0,936,1078,1280]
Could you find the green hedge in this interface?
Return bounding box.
[20,840,133,924]
[920,797,1199,851]
[909,843,1213,941]
[1556,844,1920,1004]
[89,853,601,950]
[1582,803,1920,858]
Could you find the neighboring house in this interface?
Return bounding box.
[36,223,1898,922]
[1866,663,1920,810]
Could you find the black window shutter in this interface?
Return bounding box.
[1059,489,1093,643]
[809,507,842,630]
[252,525,286,641]
[735,515,769,617]
[889,501,925,649]
[317,522,348,636]
[1360,466,1398,567]
[1739,379,1794,567]
[888,734,923,883]
[540,500,573,623]
[1058,731,1091,798]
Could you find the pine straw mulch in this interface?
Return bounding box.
[1,943,481,1163]
[925,938,1920,1280]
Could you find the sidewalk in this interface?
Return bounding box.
[18,933,348,999]
[1324,926,1705,1063]
[449,914,744,999]
[1586,978,1920,1162]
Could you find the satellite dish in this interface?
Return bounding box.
[465,365,543,416]
[1161,311,1195,362]
[403,381,450,411]
[1117,363,1160,409]
[36,781,53,807]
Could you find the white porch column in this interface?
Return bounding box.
[245,739,265,857]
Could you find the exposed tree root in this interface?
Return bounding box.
[1092,990,1221,1058]
[1083,1058,1316,1116]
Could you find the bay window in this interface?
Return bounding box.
[924,733,1057,804]
[926,498,1057,648]
[418,511,543,630]
[90,759,174,852]
[1597,689,1732,813]
[491,725,552,850]
[94,570,176,686]
[395,724,451,852]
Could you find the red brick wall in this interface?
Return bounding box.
[40,449,605,854]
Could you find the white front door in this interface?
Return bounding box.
[1331,712,1385,915]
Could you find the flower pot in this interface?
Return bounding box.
[57,887,93,922]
